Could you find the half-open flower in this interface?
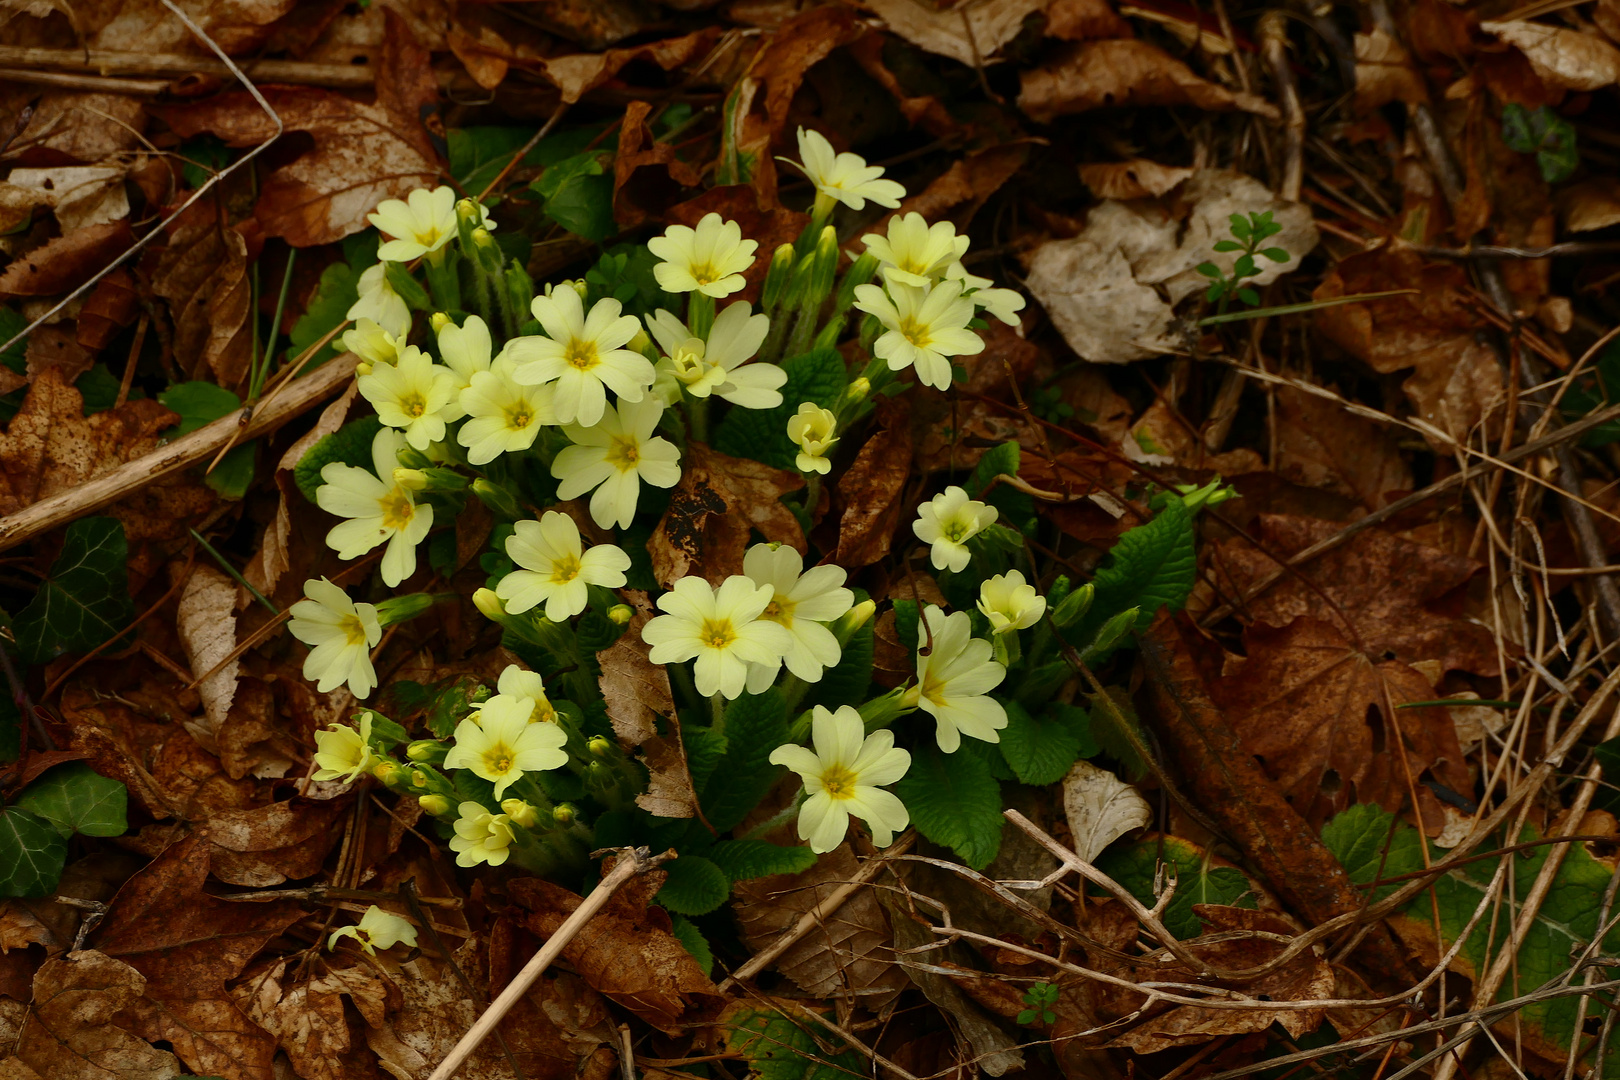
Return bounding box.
[327,906,417,955]
[913,605,1007,752]
[448,802,516,867]
[310,710,379,782]
[646,301,784,409]
[787,403,838,474]
[912,485,998,573]
[342,317,405,369]
[978,570,1045,634]
[770,705,910,852]
[496,511,631,621]
[349,264,411,339]
[289,577,383,699]
[788,127,906,214]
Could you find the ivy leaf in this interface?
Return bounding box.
[655,855,731,915]
[999,701,1084,786]
[894,741,1003,869]
[14,763,128,838]
[714,348,847,469]
[669,913,715,977]
[159,381,254,498]
[533,153,615,241]
[1096,836,1254,939]
[294,415,384,503]
[708,839,818,882]
[13,516,134,664]
[1070,497,1195,656]
[724,1007,869,1080]
[0,806,68,898]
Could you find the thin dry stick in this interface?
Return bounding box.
[0,45,376,88]
[426,848,674,1080]
[719,830,916,992]
[0,358,349,554]
[1259,11,1303,202]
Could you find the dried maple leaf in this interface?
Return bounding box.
[1210,513,1501,676]
[1274,385,1413,512]
[509,869,721,1033]
[649,443,804,587]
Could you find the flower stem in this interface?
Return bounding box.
[686,395,710,445]
[688,291,715,339]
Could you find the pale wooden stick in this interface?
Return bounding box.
[0,359,350,554]
[426,848,675,1080]
[0,46,375,88]
[718,829,915,992]
[0,66,169,94]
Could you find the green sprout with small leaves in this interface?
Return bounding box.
[1196,211,1291,314]
[1017,981,1061,1027]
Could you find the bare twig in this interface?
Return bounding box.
[0,45,377,88]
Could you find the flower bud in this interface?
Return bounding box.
[408,768,431,789]
[429,311,452,334]
[608,604,633,625]
[859,685,912,730]
[762,242,796,313]
[375,593,439,628]
[456,198,482,225]
[473,588,507,621]
[552,803,577,825]
[372,759,404,786]
[801,225,839,310]
[406,739,447,765]
[1051,582,1094,629]
[472,227,496,250]
[393,467,429,491]
[418,794,452,816]
[355,361,373,377]
[396,444,433,471]
[500,799,542,829]
[834,599,876,640]
[471,478,521,520]
[588,736,613,759]
[833,251,880,314]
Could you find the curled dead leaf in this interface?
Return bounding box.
[835,421,914,569]
[1062,759,1151,861]
[175,564,239,746]
[1079,158,1194,199]
[866,0,1046,66]
[1019,40,1279,122]
[0,220,135,299]
[1482,19,1620,91]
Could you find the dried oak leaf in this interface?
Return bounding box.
[835,421,914,569]
[0,220,134,299]
[1210,617,1471,822]
[10,950,181,1080]
[148,211,252,388]
[1018,40,1279,122]
[649,442,803,587]
[1482,19,1620,90]
[732,845,909,1008]
[152,11,439,247]
[93,835,308,1080]
[1210,513,1500,676]
[0,367,211,541]
[509,870,722,1033]
[234,958,394,1080]
[1273,384,1413,512]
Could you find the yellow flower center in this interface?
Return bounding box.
[413,226,442,247]
[380,488,416,531]
[484,745,515,775]
[821,764,858,799]
[761,596,797,627]
[402,393,427,419]
[898,317,931,350]
[606,436,641,471]
[701,618,736,650]
[550,554,582,584]
[341,615,370,647]
[567,340,600,371]
[689,262,719,285]
[508,406,533,430]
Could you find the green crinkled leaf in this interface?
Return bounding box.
[805,617,873,711]
[725,1007,868,1080]
[700,690,789,833]
[1324,803,1620,1069]
[893,741,1003,869]
[14,763,128,838]
[285,260,359,368]
[1013,659,1071,710]
[1096,836,1255,940]
[1070,497,1195,656]
[159,381,254,497]
[0,806,68,898]
[669,913,715,977]
[999,701,1084,786]
[708,839,818,882]
[533,153,615,242]
[656,854,730,915]
[13,516,134,664]
[714,348,847,469]
[294,415,384,504]
[683,725,730,802]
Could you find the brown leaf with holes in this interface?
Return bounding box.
[509,869,722,1033]
[1019,40,1279,121]
[649,442,803,587]
[0,221,134,299]
[835,422,914,569]
[234,958,395,1080]
[9,951,181,1080]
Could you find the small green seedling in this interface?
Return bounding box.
[1017,981,1060,1027]
[1196,211,1290,313]
[1501,103,1578,184]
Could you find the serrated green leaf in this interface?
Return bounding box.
[713,348,847,469]
[669,913,714,977]
[708,839,818,882]
[684,725,729,797]
[13,517,133,664]
[533,153,615,241]
[725,1007,868,1080]
[294,416,384,504]
[999,701,1083,786]
[700,690,789,833]
[14,763,127,838]
[285,260,359,368]
[159,381,254,497]
[804,618,873,711]
[656,855,730,915]
[1070,498,1195,656]
[0,806,68,898]
[1096,836,1254,939]
[893,741,1003,869]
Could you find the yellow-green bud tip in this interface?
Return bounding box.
[429,311,451,333]
[588,736,613,758]
[553,804,576,824]
[608,604,633,625]
[472,588,506,621]
[472,227,496,248]
[405,740,441,763]
[456,198,481,221]
[500,799,541,828]
[418,794,452,816]
[393,467,428,491]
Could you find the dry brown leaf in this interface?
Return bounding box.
[867,0,1046,66]
[1061,760,1151,860]
[596,590,695,818]
[1482,19,1620,90]
[0,91,147,164]
[7,165,129,231]
[23,326,93,386]
[835,421,914,569]
[0,220,134,299]
[509,869,722,1033]
[75,268,141,352]
[1560,177,1620,232]
[1019,40,1279,121]
[538,28,720,104]
[1079,158,1193,199]
[1355,29,1430,108]
[234,958,394,1080]
[612,99,707,231]
[175,564,239,748]
[1046,0,1134,40]
[197,800,348,887]
[1274,384,1413,511]
[10,951,182,1080]
[148,213,252,388]
[649,442,803,587]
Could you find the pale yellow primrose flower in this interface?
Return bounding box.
[741,543,853,694]
[645,301,784,409]
[497,511,631,621]
[948,263,1026,327]
[787,403,838,474]
[369,186,493,262]
[978,571,1046,634]
[458,356,557,465]
[348,264,411,340]
[770,705,910,853]
[551,398,682,530]
[648,212,758,298]
[789,127,906,214]
[316,427,432,587]
[358,344,458,450]
[862,212,970,288]
[642,575,794,700]
[449,801,516,867]
[913,605,1007,752]
[436,313,495,414]
[443,695,568,801]
[474,664,556,724]
[289,577,383,699]
[506,286,652,427]
[310,711,379,782]
[328,905,417,955]
[342,317,404,370]
[913,485,998,573]
[853,279,984,391]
